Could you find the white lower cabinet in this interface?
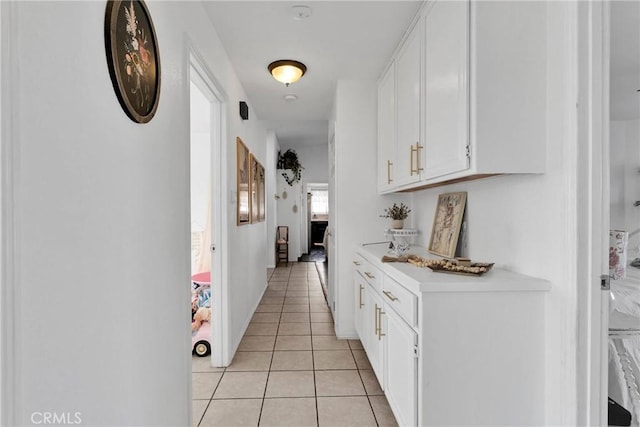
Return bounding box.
[352,258,385,387]
[364,284,385,384]
[383,306,418,427]
[353,270,365,340]
[354,245,550,426]
[353,258,417,422]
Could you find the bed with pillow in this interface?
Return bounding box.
[609,271,640,425]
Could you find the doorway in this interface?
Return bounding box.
[189,53,228,368]
[306,183,328,261]
[606,1,640,424]
[581,1,640,424]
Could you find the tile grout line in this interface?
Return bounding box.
[351,344,383,427]
[256,275,285,427]
[309,269,321,427]
[199,365,226,426]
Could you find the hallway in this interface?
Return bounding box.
[192,262,398,426]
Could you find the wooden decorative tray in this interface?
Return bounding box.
[407,256,494,276]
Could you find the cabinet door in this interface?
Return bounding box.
[384,307,418,427]
[353,271,366,345]
[377,65,396,193]
[423,0,470,179]
[394,18,423,187]
[365,286,385,386]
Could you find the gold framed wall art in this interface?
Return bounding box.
[250,154,259,223]
[258,163,266,222]
[236,138,250,225]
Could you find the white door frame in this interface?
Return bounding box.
[1,2,18,425]
[327,131,336,320]
[187,42,230,367]
[576,0,610,424]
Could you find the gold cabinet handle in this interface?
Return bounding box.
[377,307,386,340]
[352,261,361,266]
[383,290,399,302]
[364,272,375,280]
[410,145,417,175]
[387,160,393,184]
[374,304,379,337]
[359,285,364,308]
[410,142,423,175]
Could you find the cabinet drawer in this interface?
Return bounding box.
[352,255,367,282]
[352,254,366,272]
[382,276,417,327]
[353,255,383,294]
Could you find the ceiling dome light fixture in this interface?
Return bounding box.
[268,60,307,87]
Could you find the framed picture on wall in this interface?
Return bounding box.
[236,138,251,225]
[258,163,266,222]
[104,0,161,123]
[250,154,259,223]
[428,192,467,258]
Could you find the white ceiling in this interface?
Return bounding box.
[610,0,640,120]
[201,1,639,144]
[202,1,422,146]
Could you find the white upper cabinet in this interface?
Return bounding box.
[469,0,547,175]
[423,0,470,180]
[394,18,424,187]
[377,0,547,193]
[377,65,396,192]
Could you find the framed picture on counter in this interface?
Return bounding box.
[428,192,467,258]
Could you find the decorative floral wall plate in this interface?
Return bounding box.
[105,0,160,123]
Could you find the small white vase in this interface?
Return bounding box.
[391,219,404,229]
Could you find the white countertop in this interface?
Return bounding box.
[356,243,551,294]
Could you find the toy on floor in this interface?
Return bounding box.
[192,306,211,332]
[192,307,212,357]
[192,321,211,357]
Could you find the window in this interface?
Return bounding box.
[310,189,329,216]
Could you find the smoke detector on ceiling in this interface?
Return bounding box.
[284,94,298,102]
[291,5,312,20]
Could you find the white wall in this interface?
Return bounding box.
[276,175,303,261]
[331,80,410,338]
[279,143,329,184]
[4,1,268,425]
[275,143,329,257]
[265,130,280,268]
[610,120,640,252]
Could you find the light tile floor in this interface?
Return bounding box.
[192,262,398,427]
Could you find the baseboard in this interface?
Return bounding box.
[335,333,359,340]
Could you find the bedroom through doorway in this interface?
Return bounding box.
[189,56,228,370]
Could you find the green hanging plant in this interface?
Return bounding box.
[277,149,304,186]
